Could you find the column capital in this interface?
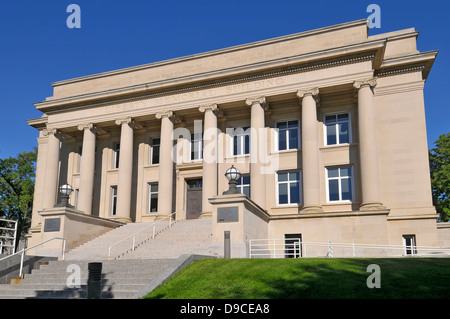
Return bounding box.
[155,110,174,120]
[43,127,62,138]
[77,123,99,133]
[353,77,377,89]
[199,103,218,113]
[245,96,266,106]
[296,87,319,99]
[115,117,140,128]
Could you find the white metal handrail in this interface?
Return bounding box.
[0,218,18,254]
[249,238,301,258]
[107,212,176,260]
[249,239,450,258]
[0,237,66,279]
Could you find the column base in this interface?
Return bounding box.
[199,211,213,219]
[359,202,386,211]
[300,206,323,213]
[110,217,132,223]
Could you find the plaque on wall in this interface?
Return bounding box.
[44,218,61,232]
[217,207,238,222]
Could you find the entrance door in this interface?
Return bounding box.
[284,234,302,258]
[186,179,202,219]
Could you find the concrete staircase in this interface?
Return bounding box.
[0,259,175,299]
[122,219,221,259]
[0,219,221,299]
[64,219,172,261]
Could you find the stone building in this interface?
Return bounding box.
[26,19,448,257]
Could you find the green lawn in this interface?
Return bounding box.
[144,258,450,299]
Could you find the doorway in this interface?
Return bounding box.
[284,234,302,258]
[186,179,202,219]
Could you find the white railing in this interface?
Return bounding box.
[249,239,450,258]
[0,237,66,279]
[107,212,176,260]
[0,218,18,255]
[249,239,302,258]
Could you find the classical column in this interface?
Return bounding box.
[297,88,322,212]
[353,78,384,210]
[42,128,62,209]
[77,123,97,215]
[155,111,175,216]
[199,104,219,217]
[114,117,136,222]
[245,96,266,209]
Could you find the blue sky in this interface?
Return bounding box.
[0,0,448,158]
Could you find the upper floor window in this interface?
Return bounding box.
[110,186,118,216]
[277,171,301,205]
[326,166,353,202]
[276,120,300,151]
[237,175,250,198]
[191,133,203,161]
[150,137,160,165]
[113,143,120,169]
[324,112,351,146]
[148,183,158,214]
[231,126,250,156]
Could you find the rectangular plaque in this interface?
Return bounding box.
[217,207,239,223]
[44,218,61,232]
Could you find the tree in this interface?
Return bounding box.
[0,148,37,251]
[429,133,450,222]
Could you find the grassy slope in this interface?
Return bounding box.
[144,258,450,299]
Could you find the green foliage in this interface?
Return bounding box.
[0,148,37,249]
[429,133,450,221]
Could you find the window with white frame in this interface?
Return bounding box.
[113,143,120,169]
[190,133,203,161]
[324,112,351,146]
[237,175,250,198]
[110,186,118,216]
[276,120,300,151]
[150,137,160,165]
[277,171,301,205]
[231,126,250,156]
[148,183,158,214]
[326,166,353,202]
[403,235,417,255]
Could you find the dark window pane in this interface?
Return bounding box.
[279,183,288,204]
[326,125,337,145]
[337,113,348,122]
[244,135,250,154]
[341,178,352,201]
[289,128,298,149]
[325,115,337,124]
[278,130,287,150]
[278,172,288,182]
[338,122,349,144]
[328,180,340,201]
[290,182,300,204]
[328,168,339,178]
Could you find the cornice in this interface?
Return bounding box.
[36,45,382,114]
[50,19,369,88]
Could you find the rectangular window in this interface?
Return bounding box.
[150,137,160,165]
[232,126,250,156]
[403,235,417,255]
[113,143,120,169]
[110,186,118,216]
[237,175,250,198]
[148,183,158,214]
[276,120,300,151]
[191,133,203,161]
[277,171,301,205]
[326,166,353,202]
[324,112,351,146]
